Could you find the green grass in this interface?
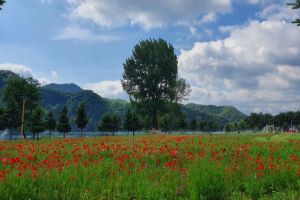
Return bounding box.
[0,134,299,199]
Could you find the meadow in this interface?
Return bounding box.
[0,133,299,200]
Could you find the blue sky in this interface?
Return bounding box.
[0,0,300,114]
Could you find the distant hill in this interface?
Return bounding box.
[0,70,247,131]
[182,103,247,128]
[43,83,83,94]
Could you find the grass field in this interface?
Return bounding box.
[0,133,299,200]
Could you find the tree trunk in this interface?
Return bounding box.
[64,132,66,138]
[81,129,83,137]
[33,132,36,139]
[23,131,27,139]
[37,132,39,141]
[112,130,115,136]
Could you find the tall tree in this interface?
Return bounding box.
[287,0,300,26]
[131,112,141,135]
[28,107,45,140]
[124,111,133,134]
[57,106,71,138]
[98,114,112,136]
[190,119,198,133]
[75,102,89,137]
[159,114,171,134]
[0,0,5,10]
[45,111,56,137]
[122,38,191,130]
[111,114,120,136]
[2,76,40,139]
[0,107,7,131]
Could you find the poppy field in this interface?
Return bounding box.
[0,134,299,200]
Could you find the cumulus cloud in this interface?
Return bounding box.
[178,20,300,114]
[0,63,54,85]
[0,63,34,77]
[65,0,233,29]
[84,80,126,99]
[53,26,122,43]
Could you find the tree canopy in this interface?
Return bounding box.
[2,76,40,139]
[287,0,300,26]
[122,38,191,130]
[28,107,46,140]
[45,111,56,137]
[75,102,89,137]
[0,0,5,10]
[57,106,71,138]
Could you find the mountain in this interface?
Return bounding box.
[182,103,247,128]
[43,83,83,94]
[0,70,247,131]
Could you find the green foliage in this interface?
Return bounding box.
[182,103,247,130]
[57,106,71,137]
[287,0,300,26]
[2,76,40,139]
[190,119,197,132]
[45,111,56,136]
[244,111,300,131]
[98,113,120,135]
[122,38,191,129]
[189,164,228,200]
[75,102,89,136]
[28,107,46,140]
[0,107,7,130]
[178,117,188,131]
[0,0,5,10]
[0,71,248,132]
[124,111,141,134]
[159,114,172,133]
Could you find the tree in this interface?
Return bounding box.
[57,106,71,138]
[282,122,290,132]
[111,114,120,136]
[75,102,89,137]
[178,117,188,132]
[190,119,198,133]
[98,113,120,136]
[98,114,111,136]
[124,111,133,134]
[2,76,40,139]
[0,0,5,10]
[287,0,300,26]
[238,120,246,131]
[159,114,172,134]
[28,107,45,140]
[45,111,56,137]
[124,111,141,135]
[224,123,232,133]
[122,38,191,130]
[0,107,7,131]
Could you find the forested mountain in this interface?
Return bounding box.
[0,70,247,131]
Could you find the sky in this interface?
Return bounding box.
[0,0,299,114]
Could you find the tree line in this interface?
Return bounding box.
[224,112,300,133]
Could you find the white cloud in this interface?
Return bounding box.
[178,20,300,114]
[84,80,126,99]
[65,0,233,30]
[0,63,33,77]
[259,3,300,22]
[53,26,122,43]
[51,70,58,78]
[0,63,54,85]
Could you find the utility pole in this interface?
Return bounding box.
[20,98,26,139]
